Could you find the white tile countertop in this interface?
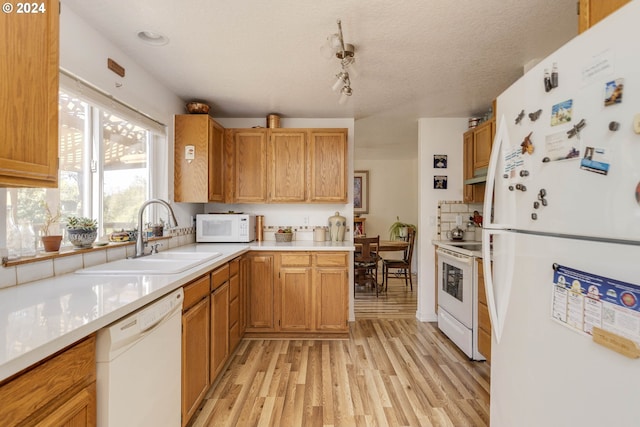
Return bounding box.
[0,241,354,381]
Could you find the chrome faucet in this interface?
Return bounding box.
[134,199,178,258]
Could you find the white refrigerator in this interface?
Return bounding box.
[483,3,640,426]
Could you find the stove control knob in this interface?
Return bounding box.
[539,188,547,198]
[541,198,548,206]
[520,170,530,177]
[519,185,527,192]
[509,185,515,191]
[531,213,538,220]
[533,201,540,209]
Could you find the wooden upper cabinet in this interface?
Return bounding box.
[224,127,348,204]
[0,0,59,187]
[579,0,630,33]
[463,131,475,203]
[472,120,493,173]
[174,115,225,202]
[230,129,268,203]
[268,130,306,202]
[308,129,348,203]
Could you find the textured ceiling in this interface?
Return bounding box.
[61,0,578,158]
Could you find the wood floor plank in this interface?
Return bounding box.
[191,277,490,427]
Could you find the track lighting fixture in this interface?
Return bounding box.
[323,19,356,104]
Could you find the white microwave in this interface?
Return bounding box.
[196,214,256,243]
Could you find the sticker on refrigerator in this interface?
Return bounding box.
[550,99,573,126]
[551,264,640,344]
[604,78,624,106]
[544,131,580,162]
[502,145,525,178]
[580,147,610,175]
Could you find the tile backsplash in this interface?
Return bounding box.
[437,201,483,239]
[0,227,196,290]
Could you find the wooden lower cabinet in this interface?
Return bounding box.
[210,280,229,383]
[477,259,492,363]
[228,257,243,353]
[182,257,246,427]
[247,253,276,330]
[279,253,313,331]
[182,275,210,426]
[247,251,349,335]
[0,335,96,426]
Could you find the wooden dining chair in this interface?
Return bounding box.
[354,235,382,297]
[382,228,416,291]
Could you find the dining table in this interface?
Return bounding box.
[355,240,409,252]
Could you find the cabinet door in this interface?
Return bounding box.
[579,0,630,33]
[208,119,225,201]
[233,130,268,202]
[463,131,475,203]
[268,130,306,202]
[247,253,275,330]
[314,267,349,332]
[210,282,229,382]
[36,383,96,427]
[279,267,312,331]
[182,297,210,426]
[0,0,59,187]
[239,255,249,336]
[175,115,225,202]
[308,129,348,202]
[473,121,493,173]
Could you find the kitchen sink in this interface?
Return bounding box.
[75,251,222,275]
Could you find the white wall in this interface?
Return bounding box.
[353,158,418,265]
[59,3,200,226]
[416,118,468,322]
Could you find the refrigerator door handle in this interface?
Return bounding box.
[482,114,517,344]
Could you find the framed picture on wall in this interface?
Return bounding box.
[434,154,447,168]
[354,170,369,214]
[434,175,448,189]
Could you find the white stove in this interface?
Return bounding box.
[435,240,485,361]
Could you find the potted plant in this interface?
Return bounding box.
[389,216,417,240]
[66,216,98,249]
[41,203,63,252]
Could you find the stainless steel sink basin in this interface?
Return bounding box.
[75,251,222,275]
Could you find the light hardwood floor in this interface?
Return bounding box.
[190,276,490,427]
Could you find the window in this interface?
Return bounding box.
[3,74,166,254]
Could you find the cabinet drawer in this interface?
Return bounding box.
[315,252,347,267]
[212,264,230,290]
[183,275,210,310]
[229,274,239,301]
[0,335,96,426]
[280,253,311,267]
[478,326,491,363]
[229,258,240,277]
[229,297,239,327]
[478,301,491,333]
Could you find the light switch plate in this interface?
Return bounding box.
[185,145,195,161]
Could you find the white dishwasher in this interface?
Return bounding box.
[96,288,183,427]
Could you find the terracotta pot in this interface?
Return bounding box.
[41,235,63,252]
